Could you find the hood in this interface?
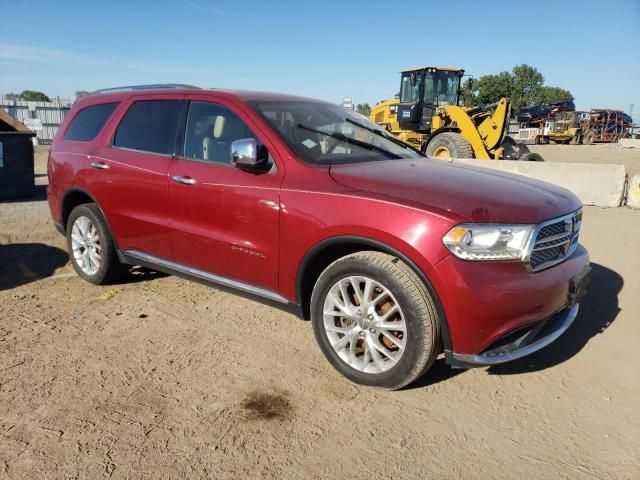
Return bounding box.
[329,158,581,224]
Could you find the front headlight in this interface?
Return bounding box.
[442,224,535,261]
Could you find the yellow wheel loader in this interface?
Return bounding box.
[546,111,588,145]
[370,66,541,160]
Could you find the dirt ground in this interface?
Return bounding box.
[528,142,640,177]
[1,146,639,479]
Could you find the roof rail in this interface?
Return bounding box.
[90,84,200,95]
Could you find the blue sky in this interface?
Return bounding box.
[1,0,639,114]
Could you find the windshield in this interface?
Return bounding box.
[399,70,461,106]
[251,101,419,165]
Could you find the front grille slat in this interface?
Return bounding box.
[528,209,582,272]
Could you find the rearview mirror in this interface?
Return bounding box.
[231,138,271,173]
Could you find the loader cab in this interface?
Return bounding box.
[397,67,464,132]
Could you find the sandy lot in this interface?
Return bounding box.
[528,143,640,177]
[1,147,639,479]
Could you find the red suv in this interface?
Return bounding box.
[47,85,590,389]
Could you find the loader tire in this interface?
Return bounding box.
[520,152,544,162]
[583,130,596,145]
[425,132,474,159]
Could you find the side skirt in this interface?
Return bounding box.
[118,249,303,318]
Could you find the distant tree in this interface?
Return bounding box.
[537,86,574,105]
[75,90,90,99]
[19,90,51,102]
[3,92,19,101]
[475,71,514,105]
[510,64,545,112]
[459,78,477,107]
[356,103,372,117]
[462,65,572,113]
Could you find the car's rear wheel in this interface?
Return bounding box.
[310,251,440,390]
[66,203,126,285]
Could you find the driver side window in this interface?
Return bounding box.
[183,101,256,164]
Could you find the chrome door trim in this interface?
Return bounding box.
[124,249,288,304]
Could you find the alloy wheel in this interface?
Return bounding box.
[70,216,102,275]
[322,275,407,374]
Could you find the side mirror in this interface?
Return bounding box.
[230,138,271,173]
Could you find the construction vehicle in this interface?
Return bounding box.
[547,111,589,144]
[582,109,626,144]
[370,66,539,160]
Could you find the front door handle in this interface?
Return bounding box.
[172,175,197,185]
[90,161,109,170]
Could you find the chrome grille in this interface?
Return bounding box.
[528,209,582,271]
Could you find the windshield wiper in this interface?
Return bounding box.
[296,123,401,159]
[344,118,420,154]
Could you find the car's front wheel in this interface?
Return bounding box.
[66,203,126,284]
[310,251,440,390]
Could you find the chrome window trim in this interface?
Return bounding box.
[108,145,174,158]
[124,250,288,304]
[523,208,582,272]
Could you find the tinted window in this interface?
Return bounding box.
[64,102,118,141]
[183,101,256,164]
[113,100,182,155]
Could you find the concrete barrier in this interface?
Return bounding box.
[447,158,628,208]
[627,173,640,209]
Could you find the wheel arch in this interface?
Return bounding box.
[295,235,453,352]
[60,189,118,248]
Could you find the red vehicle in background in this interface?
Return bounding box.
[47,85,590,389]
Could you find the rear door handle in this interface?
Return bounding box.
[90,161,109,170]
[172,175,197,185]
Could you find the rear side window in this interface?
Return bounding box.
[64,102,118,141]
[113,100,182,155]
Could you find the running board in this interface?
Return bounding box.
[122,250,289,305]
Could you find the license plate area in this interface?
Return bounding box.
[568,265,591,306]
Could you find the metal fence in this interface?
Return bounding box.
[0,96,72,145]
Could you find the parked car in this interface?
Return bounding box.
[517,104,550,124]
[48,85,591,389]
[548,100,576,117]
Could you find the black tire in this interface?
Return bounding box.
[519,152,545,162]
[310,251,440,390]
[569,135,581,145]
[583,130,596,145]
[425,132,474,159]
[66,203,127,285]
[500,136,529,159]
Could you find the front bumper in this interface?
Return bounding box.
[428,244,590,365]
[448,304,579,367]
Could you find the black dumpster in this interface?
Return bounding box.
[0,131,37,200]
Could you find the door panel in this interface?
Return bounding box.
[87,96,183,260]
[89,148,174,259]
[168,98,283,291]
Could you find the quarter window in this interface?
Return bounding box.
[183,101,256,164]
[64,102,119,142]
[113,100,182,155]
